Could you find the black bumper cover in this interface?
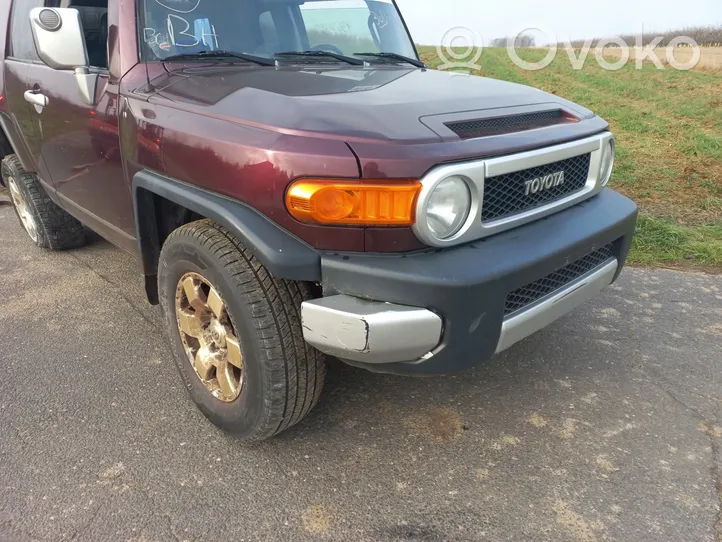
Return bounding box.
[321,189,638,375]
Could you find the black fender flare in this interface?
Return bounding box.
[132,170,321,297]
[0,114,35,180]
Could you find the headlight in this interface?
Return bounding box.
[424,176,471,239]
[600,138,615,186]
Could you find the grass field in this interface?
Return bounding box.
[419,46,722,271]
[603,46,722,73]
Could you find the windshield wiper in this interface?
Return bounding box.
[353,52,425,68]
[162,50,275,66]
[274,51,364,66]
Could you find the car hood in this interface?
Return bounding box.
[149,65,595,143]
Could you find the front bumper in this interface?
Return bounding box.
[302,188,637,375]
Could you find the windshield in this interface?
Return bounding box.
[140,0,417,62]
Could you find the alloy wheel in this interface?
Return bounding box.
[175,272,243,402]
[7,176,38,242]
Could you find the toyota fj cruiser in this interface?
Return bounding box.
[0,0,637,440]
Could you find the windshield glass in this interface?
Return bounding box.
[140,0,416,61]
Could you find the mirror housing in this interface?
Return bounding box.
[29,8,97,105]
[30,8,88,69]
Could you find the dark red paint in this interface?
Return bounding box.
[1,0,609,256]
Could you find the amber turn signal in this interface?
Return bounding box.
[285,180,421,226]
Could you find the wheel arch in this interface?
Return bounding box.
[133,170,321,304]
[0,115,36,184]
[0,124,16,187]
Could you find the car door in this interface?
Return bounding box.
[25,0,137,252]
[4,0,46,174]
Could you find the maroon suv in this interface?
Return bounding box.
[0,0,637,440]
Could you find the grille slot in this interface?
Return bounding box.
[504,243,615,317]
[446,110,571,139]
[482,153,591,223]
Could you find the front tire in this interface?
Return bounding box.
[1,155,86,249]
[158,219,326,441]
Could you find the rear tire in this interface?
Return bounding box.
[158,219,326,441]
[1,155,86,249]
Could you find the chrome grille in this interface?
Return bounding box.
[482,153,591,223]
[504,243,615,317]
[446,110,566,139]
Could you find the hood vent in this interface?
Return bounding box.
[446,109,576,140]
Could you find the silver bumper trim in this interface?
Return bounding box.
[412,132,615,248]
[301,295,442,364]
[496,259,618,353]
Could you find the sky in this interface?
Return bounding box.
[394,0,722,45]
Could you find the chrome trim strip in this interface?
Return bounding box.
[412,132,614,247]
[301,295,442,364]
[495,258,618,353]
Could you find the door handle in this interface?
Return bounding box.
[24,90,48,108]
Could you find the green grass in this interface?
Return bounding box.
[632,215,722,267]
[418,46,722,271]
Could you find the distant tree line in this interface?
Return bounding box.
[488,25,722,48]
[490,34,536,48]
[564,25,722,48]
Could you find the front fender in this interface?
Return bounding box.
[133,170,322,290]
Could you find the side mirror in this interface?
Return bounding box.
[29,8,97,105]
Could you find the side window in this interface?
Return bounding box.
[9,0,44,61]
[55,0,109,69]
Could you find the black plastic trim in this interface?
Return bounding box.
[132,170,322,285]
[0,114,35,174]
[390,0,424,64]
[321,189,637,375]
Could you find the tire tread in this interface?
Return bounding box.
[162,219,325,440]
[1,155,86,250]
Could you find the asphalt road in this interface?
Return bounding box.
[1,204,721,542]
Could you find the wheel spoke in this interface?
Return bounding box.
[182,276,208,312]
[226,334,243,369]
[25,219,36,239]
[216,359,237,398]
[194,346,215,381]
[207,288,224,319]
[8,178,38,242]
[175,272,242,403]
[8,182,22,205]
[177,308,203,338]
